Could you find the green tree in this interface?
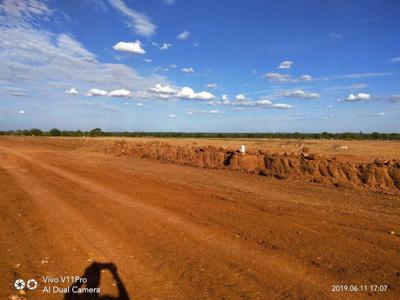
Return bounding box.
[89,128,103,137]
[30,128,43,136]
[49,128,61,136]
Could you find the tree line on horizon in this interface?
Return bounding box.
[0,128,399,140]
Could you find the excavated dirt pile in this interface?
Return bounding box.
[107,140,400,193]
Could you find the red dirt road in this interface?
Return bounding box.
[0,138,399,299]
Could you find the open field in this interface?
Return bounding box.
[1,137,399,299]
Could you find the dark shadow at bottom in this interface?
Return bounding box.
[64,262,130,300]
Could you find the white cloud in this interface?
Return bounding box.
[149,84,178,94]
[389,57,400,63]
[113,40,145,54]
[264,72,291,82]
[11,91,28,97]
[177,30,190,40]
[236,94,246,101]
[143,58,152,63]
[345,93,371,101]
[0,0,53,22]
[65,88,78,95]
[109,89,130,97]
[0,2,171,107]
[177,87,215,100]
[108,0,156,36]
[152,41,172,50]
[209,110,219,114]
[271,103,293,109]
[187,111,193,115]
[283,90,320,99]
[169,64,177,68]
[222,95,229,101]
[169,114,176,118]
[87,88,108,96]
[298,74,312,81]
[264,73,313,83]
[278,60,293,69]
[137,102,143,106]
[19,109,26,114]
[206,83,217,88]
[227,99,293,109]
[57,34,96,61]
[181,67,194,73]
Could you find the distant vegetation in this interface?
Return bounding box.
[0,128,399,140]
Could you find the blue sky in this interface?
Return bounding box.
[0,0,399,132]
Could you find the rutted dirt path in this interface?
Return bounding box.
[0,138,399,299]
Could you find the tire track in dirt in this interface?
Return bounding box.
[0,150,187,299]
[0,146,344,299]
[0,144,394,299]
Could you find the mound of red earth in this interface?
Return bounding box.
[107,141,400,194]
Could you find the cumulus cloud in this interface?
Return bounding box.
[222,95,229,101]
[209,110,219,114]
[181,67,194,73]
[271,103,293,109]
[264,73,291,82]
[152,41,172,50]
[177,87,215,100]
[345,93,371,101]
[187,111,193,115]
[236,94,246,101]
[298,74,312,81]
[19,109,26,114]
[264,73,313,83]
[215,98,293,109]
[169,114,176,118]
[283,90,320,99]
[278,60,293,69]
[143,58,152,63]
[136,102,143,106]
[148,84,215,101]
[87,88,108,96]
[113,41,145,54]
[206,83,217,88]
[108,89,130,97]
[65,88,78,95]
[0,23,167,97]
[177,30,190,40]
[108,0,156,36]
[149,84,178,95]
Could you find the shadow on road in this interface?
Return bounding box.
[64,262,130,300]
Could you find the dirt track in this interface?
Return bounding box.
[1,138,399,299]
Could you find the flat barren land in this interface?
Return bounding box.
[1,137,399,300]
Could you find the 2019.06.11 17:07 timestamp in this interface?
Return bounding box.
[332,284,388,293]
